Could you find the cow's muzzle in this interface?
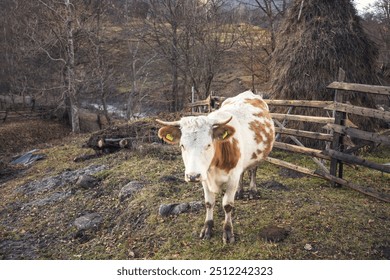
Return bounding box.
[185,173,201,183]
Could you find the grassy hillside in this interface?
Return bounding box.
[1,120,389,260]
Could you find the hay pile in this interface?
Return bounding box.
[270,0,379,107]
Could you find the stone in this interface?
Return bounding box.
[74,213,102,231]
[76,174,99,189]
[17,165,107,194]
[22,191,72,208]
[159,201,203,217]
[119,181,145,201]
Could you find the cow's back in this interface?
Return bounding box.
[210,91,275,170]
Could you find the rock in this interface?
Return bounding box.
[17,165,107,194]
[304,243,313,251]
[159,204,179,217]
[23,191,72,208]
[74,213,102,231]
[119,181,145,201]
[159,201,203,217]
[76,174,99,189]
[188,201,203,212]
[259,225,289,242]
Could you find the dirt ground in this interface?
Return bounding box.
[0,119,71,159]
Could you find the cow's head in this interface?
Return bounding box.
[156,116,235,182]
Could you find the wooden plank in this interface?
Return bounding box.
[273,119,330,173]
[325,102,390,121]
[314,169,390,203]
[265,157,321,177]
[327,82,390,96]
[268,158,390,203]
[271,113,335,124]
[275,127,333,141]
[324,149,390,173]
[266,157,390,203]
[264,100,333,108]
[324,123,390,146]
[273,142,331,160]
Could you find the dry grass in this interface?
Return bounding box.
[0,120,389,260]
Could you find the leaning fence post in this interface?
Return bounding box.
[330,68,346,187]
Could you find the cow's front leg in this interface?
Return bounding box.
[200,183,215,240]
[222,182,239,244]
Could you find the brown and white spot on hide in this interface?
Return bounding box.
[211,138,241,172]
[245,98,268,111]
[249,119,274,159]
[249,120,265,144]
[251,152,257,160]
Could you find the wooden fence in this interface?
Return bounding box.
[187,71,390,203]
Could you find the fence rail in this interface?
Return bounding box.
[187,69,390,202]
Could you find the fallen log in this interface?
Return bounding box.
[85,119,160,153]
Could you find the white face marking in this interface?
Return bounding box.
[179,120,215,182]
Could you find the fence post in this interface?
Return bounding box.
[330,68,346,187]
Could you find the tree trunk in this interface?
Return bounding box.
[65,0,80,133]
[171,22,179,112]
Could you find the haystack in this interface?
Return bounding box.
[270,0,379,107]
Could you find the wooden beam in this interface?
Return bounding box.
[314,170,390,203]
[265,157,321,177]
[273,142,331,160]
[327,82,390,96]
[273,119,330,173]
[271,113,335,124]
[264,100,333,108]
[325,102,390,121]
[265,157,390,203]
[324,123,390,146]
[275,127,333,141]
[324,149,390,173]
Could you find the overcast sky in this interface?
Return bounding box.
[354,0,375,12]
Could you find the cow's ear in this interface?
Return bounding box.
[158,126,181,144]
[213,124,235,141]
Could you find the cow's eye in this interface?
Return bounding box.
[205,144,211,150]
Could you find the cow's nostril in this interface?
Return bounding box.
[186,173,201,182]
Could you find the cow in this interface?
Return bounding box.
[156,90,275,243]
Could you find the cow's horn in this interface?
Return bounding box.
[213,116,233,126]
[155,119,181,127]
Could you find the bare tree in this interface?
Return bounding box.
[189,0,239,98]
[236,23,271,91]
[239,0,290,52]
[362,0,390,77]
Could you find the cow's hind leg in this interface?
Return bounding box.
[248,167,258,199]
[200,183,215,240]
[235,173,244,200]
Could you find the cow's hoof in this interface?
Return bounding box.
[223,223,234,244]
[200,220,213,240]
[223,229,235,244]
[235,190,244,200]
[248,189,260,200]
